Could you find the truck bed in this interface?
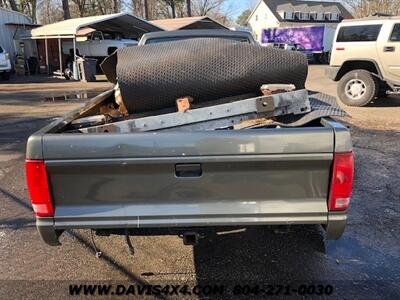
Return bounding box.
[26,111,351,245]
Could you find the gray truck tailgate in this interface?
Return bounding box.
[40,128,334,229]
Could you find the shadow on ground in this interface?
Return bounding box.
[367,95,400,107]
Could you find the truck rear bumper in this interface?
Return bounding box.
[54,213,328,229]
[36,211,347,246]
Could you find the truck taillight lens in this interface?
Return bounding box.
[328,152,354,211]
[25,160,54,217]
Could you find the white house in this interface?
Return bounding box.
[247,0,353,42]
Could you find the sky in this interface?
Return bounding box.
[222,0,258,20]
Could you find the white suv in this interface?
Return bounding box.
[327,16,400,106]
[0,45,12,80]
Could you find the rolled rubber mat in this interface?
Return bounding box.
[101,38,308,114]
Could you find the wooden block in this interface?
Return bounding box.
[233,117,274,130]
[260,84,296,96]
[176,97,192,112]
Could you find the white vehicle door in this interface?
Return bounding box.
[89,31,105,57]
[0,46,7,66]
[377,22,400,83]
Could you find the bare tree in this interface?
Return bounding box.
[192,0,223,16]
[127,0,232,21]
[71,0,86,17]
[186,0,191,16]
[112,0,120,13]
[190,0,233,26]
[236,9,251,27]
[143,0,149,19]
[169,0,176,18]
[8,0,19,11]
[61,0,71,19]
[347,0,400,18]
[38,0,63,24]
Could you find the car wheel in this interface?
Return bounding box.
[64,68,73,80]
[337,69,378,106]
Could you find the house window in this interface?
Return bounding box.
[324,13,332,21]
[310,12,317,20]
[294,11,301,20]
[302,12,310,20]
[283,11,293,19]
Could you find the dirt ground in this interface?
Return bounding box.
[0,68,399,299]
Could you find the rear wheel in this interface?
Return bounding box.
[337,69,378,106]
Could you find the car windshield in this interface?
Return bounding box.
[0,46,3,53]
[103,33,114,40]
[145,36,251,44]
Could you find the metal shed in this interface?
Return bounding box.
[23,13,163,78]
[0,8,37,61]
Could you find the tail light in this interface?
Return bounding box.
[328,152,354,211]
[25,160,54,217]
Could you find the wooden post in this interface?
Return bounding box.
[58,37,62,74]
[45,38,49,75]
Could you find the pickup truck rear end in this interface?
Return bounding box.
[26,114,353,246]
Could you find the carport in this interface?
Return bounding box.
[22,13,163,78]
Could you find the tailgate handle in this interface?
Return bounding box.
[175,164,202,177]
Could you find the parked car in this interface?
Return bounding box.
[26,30,353,248]
[62,31,138,58]
[266,42,313,61]
[62,31,138,79]
[327,16,400,106]
[0,45,12,80]
[138,29,255,45]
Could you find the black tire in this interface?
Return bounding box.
[64,67,73,80]
[337,69,378,107]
